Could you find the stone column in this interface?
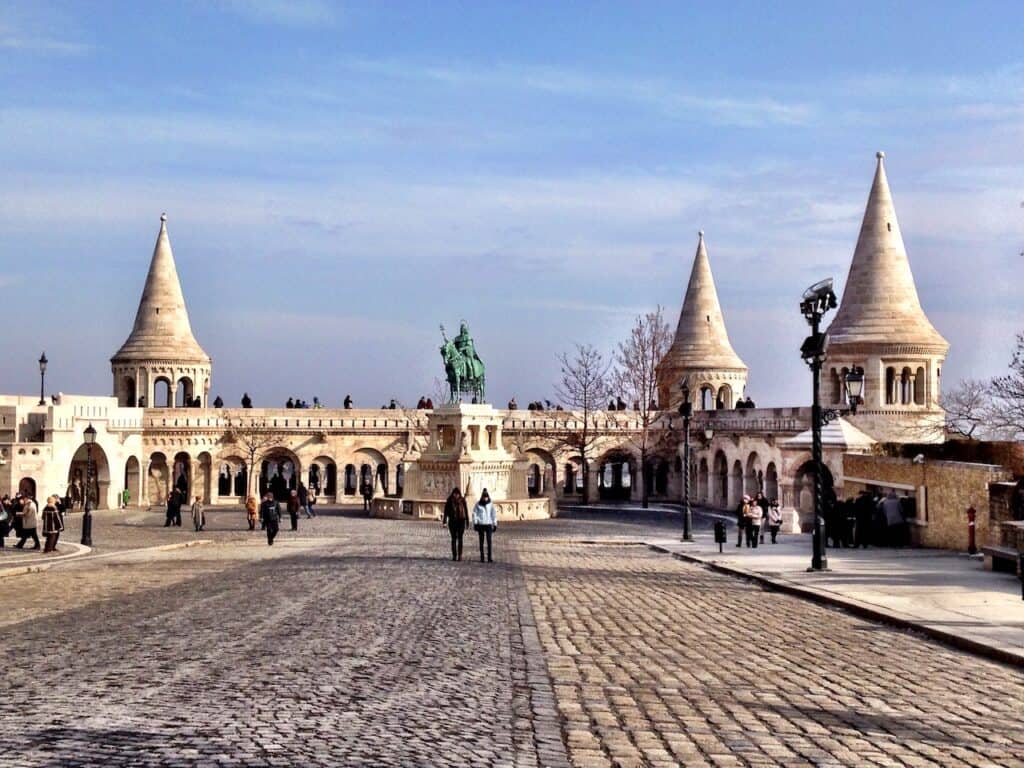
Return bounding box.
[585,465,599,503]
[209,461,220,507]
[189,459,198,501]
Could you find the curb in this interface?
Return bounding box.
[0,539,214,579]
[0,541,92,580]
[649,543,1024,671]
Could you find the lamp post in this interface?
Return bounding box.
[679,387,693,541]
[38,352,48,406]
[800,279,864,572]
[81,423,96,547]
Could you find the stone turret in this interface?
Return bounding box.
[824,152,949,442]
[657,232,748,410]
[111,214,212,408]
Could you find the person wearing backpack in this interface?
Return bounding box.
[472,489,497,563]
[260,492,281,545]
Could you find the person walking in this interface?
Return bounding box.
[41,496,65,553]
[472,489,497,563]
[0,495,11,548]
[245,495,259,531]
[298,482,313,519]
[766,500,783,544]
[735,497,748,547]
[14,494,41,550]
[286,490,300,531]
[307,494,317,518]
[441,487,468,562]
[755,492,769,544]
[190,496,205,532]
[745,499,763,548]
[260,492,281,545]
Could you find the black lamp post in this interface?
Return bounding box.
[800,279,864,572]
[81,423,96,547]
[678,387,693,541]
[38,352,48,406]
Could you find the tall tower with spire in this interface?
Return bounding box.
[657,231,748,411]
[824,152,948,441]
[111,214,212,408]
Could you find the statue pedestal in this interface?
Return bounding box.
[372,403,554,521]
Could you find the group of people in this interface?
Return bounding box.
[0,492,66,553]
[243,485,317,544]
[442,487,499,563]
[414,396,436,409]
[163,488,206,532]
[825,489,915,549]
[735,492,783,548]
[285,397,322,409]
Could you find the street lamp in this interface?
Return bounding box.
[678,386,693,541]
[800,279,863,571]
[81,423,96,547]
[38,352,48,406]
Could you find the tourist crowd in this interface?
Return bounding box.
[0,492,66,553]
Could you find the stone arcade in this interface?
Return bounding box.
[0,153,948,528]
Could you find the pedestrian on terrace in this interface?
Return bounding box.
[298,482,312,519]
[190,496,205,532]
[473,489,497,563]
[14,494,40,550]
[442,487,468,562]
[245,495,259,531]
[260,492,281,545]
[287,489,300,531]
[735,498,747,547]
[745,498,762,548]
[767,500,782,544]
[42,496,64,553]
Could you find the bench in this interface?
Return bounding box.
[982,545,1022,575]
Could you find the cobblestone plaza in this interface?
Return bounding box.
[3,509,1023,767]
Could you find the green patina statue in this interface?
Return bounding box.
[440,321,486,404]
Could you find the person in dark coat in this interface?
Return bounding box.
[286,490,300,531]
[0,495,11,547]
[165,489,182,527]
[442,488,468,561]
[735,498,747,547]
[854,491,874,548]
[260,492,281,545]
[42,496,65,553]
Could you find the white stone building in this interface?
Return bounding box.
[0,153,948,527]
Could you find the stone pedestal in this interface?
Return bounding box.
[372,403,554,521]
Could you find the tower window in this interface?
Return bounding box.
[887,222,892,232]
[155,308,160,314]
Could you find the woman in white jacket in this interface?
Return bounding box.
[472,489,497,563]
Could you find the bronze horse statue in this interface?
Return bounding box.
[440,325,485,404]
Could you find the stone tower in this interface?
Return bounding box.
[657,231,748,411]
[111,214,212,408]
[824,152,949,442]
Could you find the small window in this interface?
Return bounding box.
[887,222,891,232]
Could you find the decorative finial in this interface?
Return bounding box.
[698,229,704,238]
[876,151,885,160]
[160,212,167,222]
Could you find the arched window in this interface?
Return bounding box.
[885,367,896,405]
[914,366,925,405]
[901,367,912,405]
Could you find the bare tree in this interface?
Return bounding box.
[222,412,282,499]
[941,379,998,439]
[553,344,612,505]
[991,332,1024,440]
[613,306,673,508]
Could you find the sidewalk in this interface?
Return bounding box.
[647,530,1024,667]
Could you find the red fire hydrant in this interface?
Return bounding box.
[966,506,977,555]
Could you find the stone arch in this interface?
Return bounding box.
[309,456,337,498]
[68,441,112,510]
[765,462,779,503]
[699,384,715,411]
[154,376,172,408]
[524,447,557,498]
[711,450,728,508]
[218,456,247,499]
[717,384,733,410]
[596,449,634,501]
[354,447,388,495]
[196,451,213,503]
[744,452,762,496]
[260,448,301,501]
[344,464,357,496]
[148,451,169,506]
[914,365,926,405]
[18,477,37,499]
[124,456,141,507]
[792,460,835,521]
[729,459,743,508]
[176,376,195,407]
[563,456,583,495]
[697,456,710,504]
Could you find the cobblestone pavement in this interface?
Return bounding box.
[3,511,1022,767]
[517,540,1024,768]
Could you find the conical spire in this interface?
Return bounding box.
[664,231,747,371]
[826,152,947,351]
[112,214,210,362]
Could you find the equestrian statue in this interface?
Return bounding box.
[440,321,486,404]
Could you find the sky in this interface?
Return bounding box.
[1,1,1022,409]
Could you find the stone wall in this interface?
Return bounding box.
[843,453,1012,551]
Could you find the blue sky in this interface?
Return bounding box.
[1,1,1021,408]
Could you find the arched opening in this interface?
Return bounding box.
[655,460,669,496]
[698,457,709,504]
[712,451,728,507]
[353,448,387,496]
[395,465,405,497]
[195,452,213,503]
[154,377,172,408]
[528,464,542,497]
[699,385,715,411]
[123,456,141,507]
[885,367,896,405]
[792,460,835,523]
[717,384,732,410]
[67,442,112,509]
[376,464,388,495]
[218,458,247,499]
[175,376,194,407]
[744,452,761,496]
[308,457,337,498]
[563,462,575,494]
[765,462,779,503]
[914,366,926,405]
[148,452,169,506]
[260,451,300,501]
[344,464,357,496]
[359,464,373,494]
[598,452,633,501]
[900,367,912,405]
[172,452,192,501]
[729,460,743,508]
[122,376,137,407]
